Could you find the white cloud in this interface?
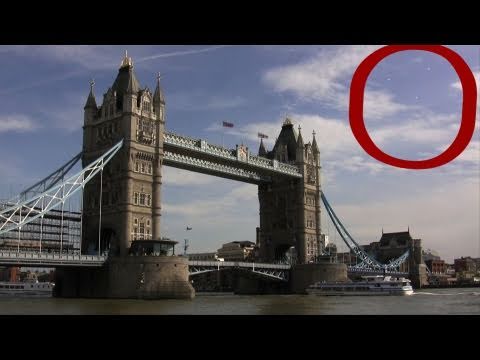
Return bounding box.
[370,112,458,147]
[136,45,230,62]
[364,89,415,120]
[164,183,256,218]
[0,115,38,133]
[262,45,417,121]
[162,182,259,251]
[263,45,380,102]
[162,167,222,186]
[331,177,480,263]
[208,113,357,154]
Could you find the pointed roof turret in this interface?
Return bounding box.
[258,138,267,156]
[272,116,298,160]
[312,130,320,154]
[111,51,140,96]
[153,72,165,105]
[84,79,97,109]
[297,125,304,148]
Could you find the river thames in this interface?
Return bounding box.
[0,288,479,315]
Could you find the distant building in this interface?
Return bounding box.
[217,241,256,261]
[188,252,218,261]
[454,257,477,273]
[325,243,337,256]
[425,259,447,274]
[361,229,428,288]
[445,264,456,276]
[336,251,358,266]
[422,249,447,274]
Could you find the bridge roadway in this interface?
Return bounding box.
[0,251,290,270]
[0,251,407,278]
[163,132,302,184]
[0,250,107,267]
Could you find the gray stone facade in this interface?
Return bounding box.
[257,120,322,264]
[82,53,165,257]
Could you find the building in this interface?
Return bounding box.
[454,257,477,273]
[217,241,256,261]
[82,52,165,256]
[0,209,81,252]
[362,229,428,287]
[425,259,447,274]
[188,252,218,261]
[257,119,322,264]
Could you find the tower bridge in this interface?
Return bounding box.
[0,53,426,298]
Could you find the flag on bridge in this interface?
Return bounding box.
[258,132,269,139]
[222,121,234,128]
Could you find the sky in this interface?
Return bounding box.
[0,45,478,263]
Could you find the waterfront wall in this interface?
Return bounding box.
[55,255,194,299]
[291,263,348,294]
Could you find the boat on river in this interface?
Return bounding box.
[0,279,54,297]
[307,275,414,296]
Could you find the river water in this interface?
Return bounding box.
[1,288,479,315]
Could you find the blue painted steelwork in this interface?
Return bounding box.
[321,192,409,271]
[188,260,290,281]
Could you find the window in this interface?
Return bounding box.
[148,164,152,174]
[134,218,138,225]
[142,101,151,112]
[134,192,151,207]
[135,162,139,172]
[109,104,114,116]
[141,163,145,173]
[146,220,150,227]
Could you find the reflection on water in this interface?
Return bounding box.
[0,288,479,315]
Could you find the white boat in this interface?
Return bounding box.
[0,280,54,297]
[306,275,414,296]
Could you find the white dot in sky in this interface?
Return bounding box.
[387,77,391,81]
[415,96,419,100]
[427,67,431,71]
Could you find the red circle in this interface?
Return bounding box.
[349,45,477,170]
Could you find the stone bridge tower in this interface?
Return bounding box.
[258,118,322,264]
[82,52,165,257]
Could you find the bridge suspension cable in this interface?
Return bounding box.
[5,152,82,205]
[0,140,123,236]
[320,192,409,271]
